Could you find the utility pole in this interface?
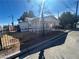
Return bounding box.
[9,15,14,26]
[11,15,14,26]
[41,0,45,36]
[58,10,60,18]
[75,1,79,17]
[57,10,60,29]
[75,1,79,28]
[41,9,45,36]
[8,15,14,32]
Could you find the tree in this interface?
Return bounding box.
[19,11,28,21]
[59,12,77,29]
[28,10,35,18]
[18,10,35,22]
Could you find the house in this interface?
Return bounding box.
[3,25,9,31]
[18,17,33,32]
[9,25,16,32]
[76,21,79,28]
[18,15,59,32]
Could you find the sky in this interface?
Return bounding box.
[0,0,79,26]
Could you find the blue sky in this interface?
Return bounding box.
[0,0,79,26]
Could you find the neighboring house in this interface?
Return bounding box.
[3,25,16,33]
[41,16,59,30]
[76,21,79,28]
[31,17,41,32]
[18,15,59,32]
[3,25,9,33]
[9,25,16,32]
[18,17,33,32]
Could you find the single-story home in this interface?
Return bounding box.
[18,15,59,32]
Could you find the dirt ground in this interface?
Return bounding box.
[0,31,64,58]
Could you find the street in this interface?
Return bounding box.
[15,32,68,59]
[15,31,79,59]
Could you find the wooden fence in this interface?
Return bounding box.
[1,34,20,49]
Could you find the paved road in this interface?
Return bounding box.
[16,31,79,59]
[6,30,70,59]
[15,32,68,59]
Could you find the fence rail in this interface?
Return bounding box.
[1,34,19,49]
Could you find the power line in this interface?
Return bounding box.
[75,1,79,17]
[40,0,45,36]
[75,1,79,28]
[9,15,14,26]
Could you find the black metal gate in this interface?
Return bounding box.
[0,38,2,50]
